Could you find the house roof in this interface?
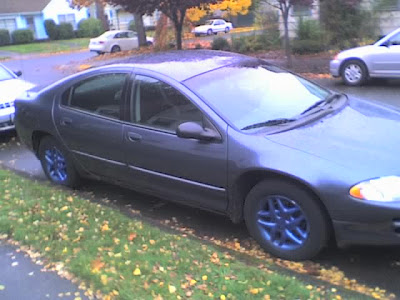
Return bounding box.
[0,0,51,14]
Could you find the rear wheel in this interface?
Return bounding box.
[38,136,80,188]
[225,27,230,33]
[341,60,367,86]
[244,180,329,260]
[111,45,121,53]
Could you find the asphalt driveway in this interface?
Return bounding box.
[2,51,400,297]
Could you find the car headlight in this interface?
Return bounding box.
[350,176,400,202]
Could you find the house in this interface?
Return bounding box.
[88,4,160,31]
[0,0,89,40]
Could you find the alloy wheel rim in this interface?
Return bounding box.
[257,195,309,250]
[44,147,67,182]
[344,64,362,83]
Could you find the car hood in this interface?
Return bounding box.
[0,79,35,104]
[337,45,376,59]
[266,99,400,174]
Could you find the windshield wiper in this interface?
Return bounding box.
[242,118,296,130]
[300,92,343,115]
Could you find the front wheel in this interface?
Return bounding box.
[244,180,329,260]
[207,29,213,36]
[38,136,80,188]
[111,45,121,53]
[341,60,367,86]
[225,27,230,33]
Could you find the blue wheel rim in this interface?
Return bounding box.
[44,147,67,182]
[257,196,309,251]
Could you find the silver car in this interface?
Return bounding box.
[330,27,400,86]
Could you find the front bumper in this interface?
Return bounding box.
[333,198,400,247]
[0,107,15,132]
[330,60,341,77]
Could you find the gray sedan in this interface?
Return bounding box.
[330,27,400,86]
[15,50,400,260]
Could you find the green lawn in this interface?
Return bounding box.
[0,168,365,300]
[0,38,90,54]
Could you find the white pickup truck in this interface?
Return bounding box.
[192,19,233,36]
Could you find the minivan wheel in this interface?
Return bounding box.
[341,60,367,86]
[244,180,329,260]
[38,136,80,188]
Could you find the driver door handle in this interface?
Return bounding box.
[127,132,142,142]
[60,117,72,126]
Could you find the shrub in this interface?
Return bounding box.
[58,22,74,39]
[231,31,281,53]
[0,29,10,46]
[211,37,231,51]
[297,18,323,41]
[12,29,34,44]
[128,20,136,32]
[77,18,104,38]
[44,19,59,40]
[292,39,324,54]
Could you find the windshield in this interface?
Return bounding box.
[205,20,213,25]
[0,65,15,82]
[185,63,330,130]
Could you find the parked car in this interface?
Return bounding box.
[0,64,35,132]
[89,30,154,54]
[15,50,400,260]
[192,19,233,36]
[330,27,400,86]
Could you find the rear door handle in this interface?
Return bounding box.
[127,132,142,142]
[60,117,72,126]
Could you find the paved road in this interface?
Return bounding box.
[2,52,400,297]
[0,241,87,300]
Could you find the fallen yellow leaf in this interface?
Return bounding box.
[168,285,177,294]
[133,268,141,276]
[250,288,259,294]
[101,274,108,285]
[202,275,208,281]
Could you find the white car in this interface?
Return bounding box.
[192,19,233,36]
[330,27,400,86]
[0,64,35,132]
[89,30,154,54]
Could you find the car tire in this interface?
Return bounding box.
[38,136,80,188]
[244,180,329,260]
[341,60,368,86]
[195,33,200,37]
[207,29,213,36]
[111,45,121,53]
[225,27,230,33]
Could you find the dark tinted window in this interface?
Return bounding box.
[63,73,127,119]
[131,75,203,132]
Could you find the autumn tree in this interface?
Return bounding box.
[260,0,313,67]
[71,0,109,31]
[187,0,252,23]
[107,0,218,50]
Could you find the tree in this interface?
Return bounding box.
[187,0,252,22]
[320,0,369,49]
[260,0,313,67]
[71,0,109,31]
[107,0,218,50]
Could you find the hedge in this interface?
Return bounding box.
[77,18,104,38]
[0,29,10,46]
[44,19,59,40]
[11,29,34,44]
[58,22,74,40]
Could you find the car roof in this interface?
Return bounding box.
[110,50,259,82]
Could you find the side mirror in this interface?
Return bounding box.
[176,122,220,142]
[14,70,22,77]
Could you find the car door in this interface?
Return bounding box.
[121,73,228,212]
[126,31,139,49]
[54,70,131,181]
[370,32,400,76]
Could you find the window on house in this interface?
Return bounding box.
[0,19,17,33]
[58,14,76,27]
[292,4,312,16]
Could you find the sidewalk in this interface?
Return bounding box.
[0,241,88,300]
